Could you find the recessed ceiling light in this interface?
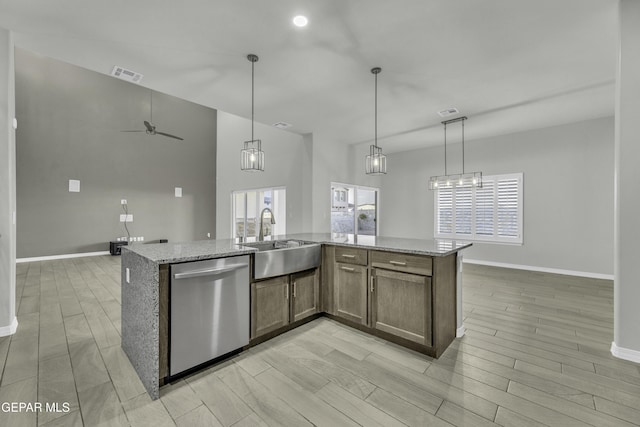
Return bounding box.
[293,15,308,27]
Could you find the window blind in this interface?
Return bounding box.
[434,173,523,244]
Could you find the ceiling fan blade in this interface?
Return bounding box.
[155,131,184,141]
[143,121,154,132]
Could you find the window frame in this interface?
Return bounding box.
[231,186,286,242]
[434,173,523,245]
[330,182,380,236]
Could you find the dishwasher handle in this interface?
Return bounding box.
[173,263,248,280]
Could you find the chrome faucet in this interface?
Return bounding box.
[258,208,276,241]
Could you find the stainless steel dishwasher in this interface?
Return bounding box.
[170,255,250,376]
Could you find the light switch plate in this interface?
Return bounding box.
[69,179,80,192]
[175,187,182,198]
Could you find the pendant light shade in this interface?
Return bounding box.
[241,54,264,172]
[365,67,387,175]
[428,116,482,190]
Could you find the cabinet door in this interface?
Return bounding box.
[291,269,319,322]
[334,263,368,325]
[251,276,289,339]
[371,268,432,346]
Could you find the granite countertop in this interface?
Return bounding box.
[122,233,471,264]
[276,233,472,257]
[121,239,257,264]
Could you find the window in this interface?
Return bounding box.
[435,173,523,244]
[232,187,286,242]
[331,183,379,236]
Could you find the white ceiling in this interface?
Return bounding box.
[0,0,618,153]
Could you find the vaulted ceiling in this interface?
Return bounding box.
[0,0,618,153]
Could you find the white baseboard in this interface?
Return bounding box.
[463,259,614,281]
[0,317,18,337]
[611,341,640,363]
[456,326,466,338]
[17,251,111,263]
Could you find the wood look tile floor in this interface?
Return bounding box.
[1,256,639,426]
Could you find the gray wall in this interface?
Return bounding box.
[614,0,640,355]
[15,49,217,257]
[216,110,312,238]
[380,116,614,276]
[0,28,16,333]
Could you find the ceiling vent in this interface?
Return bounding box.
[111,66,144,84]
[272,122,292,129]
[438,107,459,118]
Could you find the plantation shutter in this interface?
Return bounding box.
[497,177,520,238]
[454,186,472,235]
[475,179,494,236]
[434,173,522,244]
[437,188,453,234]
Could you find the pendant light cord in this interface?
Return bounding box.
[461,118,465,174]
[374,71,378,148]
[444,122,447,176]
[251,59,254,142]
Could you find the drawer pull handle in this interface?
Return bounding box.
[341,254,356,259]
[370,276,375,293]
[340,266,356,272]
[389,260,407,266]
[293,282,297,298]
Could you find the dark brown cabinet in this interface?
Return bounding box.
[251,268,320,339]
[334,263,368,325]
[291,269,320,322]
[371,268,432,346]
[251,276,290,339]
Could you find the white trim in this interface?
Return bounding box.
[16,251,110,263]
[463,258,614,281]
[611,342,640,363]
[0,317,18,337]
[456,326,466,338]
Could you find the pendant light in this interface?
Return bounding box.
[365,67,387,175]
[241,54,264,172]
[428,116,482,190]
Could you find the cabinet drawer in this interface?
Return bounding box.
[370,251,432,276]
[335,247,368,266]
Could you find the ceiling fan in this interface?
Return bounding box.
[121,90,184,141]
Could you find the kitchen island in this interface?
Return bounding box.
[121,233,471,399]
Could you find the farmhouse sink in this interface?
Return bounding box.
[241,240,321,279]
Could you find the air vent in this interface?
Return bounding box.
[272,122,292,129]
[111,66,144,83]
[438,107,459,118]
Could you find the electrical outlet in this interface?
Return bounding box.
[119,214,126,222]
[207,232,211,238]
[121,199,127,205]
[140,236,144,242]
[125,214,133,222]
